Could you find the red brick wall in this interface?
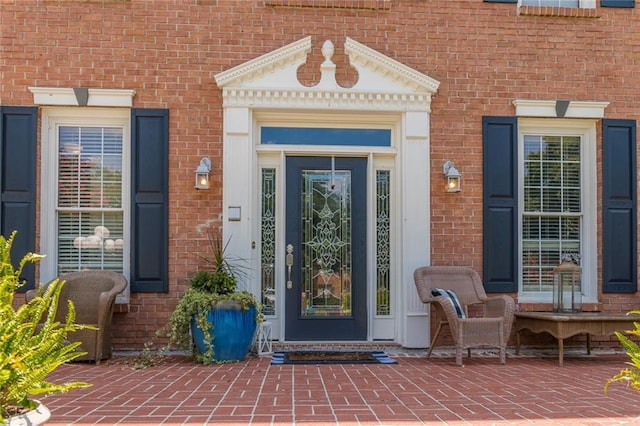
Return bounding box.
[2,0,639,350]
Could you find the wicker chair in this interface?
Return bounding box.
[26,270,127,365]
[413,266,516,366]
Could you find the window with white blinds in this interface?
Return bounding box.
[521,0,600,7]
[521,134,582,293]
[57,126,124,274]
[521,0,580,6]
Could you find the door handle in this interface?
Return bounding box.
[286,244,294,289]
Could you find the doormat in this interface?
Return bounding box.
[270,350,397,365]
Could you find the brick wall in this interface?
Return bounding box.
[2,0,639,350]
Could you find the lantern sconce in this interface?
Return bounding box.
[195,157,212,190]
[443,160,461,193]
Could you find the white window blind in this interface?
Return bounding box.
[57,126,124,273]
[521,0,580,6]
[522,135,582,293]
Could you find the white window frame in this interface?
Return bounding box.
[519,0,596,8]
[40,107,131,303]
[517,118,597,304]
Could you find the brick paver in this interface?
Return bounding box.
[42,351,640,425]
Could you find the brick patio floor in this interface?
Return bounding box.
[41,349,640,425]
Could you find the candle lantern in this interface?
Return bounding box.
[553,260,582,313]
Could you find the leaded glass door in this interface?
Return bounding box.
[285,157,367,340]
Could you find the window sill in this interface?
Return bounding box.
[264,0,391,9]
[519,302,602,312]
[518,5,600,17]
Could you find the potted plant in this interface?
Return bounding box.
[165,231,262,364]
[0,231,92,425]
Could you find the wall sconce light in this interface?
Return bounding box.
[195,157,212,190]
[443,160,461,193]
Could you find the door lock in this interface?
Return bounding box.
[286,244,294,289]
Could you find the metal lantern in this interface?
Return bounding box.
[443,160,461,193]
[194,157,212,190]
[553,260,582,313]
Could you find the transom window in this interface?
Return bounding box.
[261,127,391,147]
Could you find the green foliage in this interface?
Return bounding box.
[190,270,236,295]
[193,230,248,294]
[605,310,640,393]
[0,231,93,423]
[163,230,262,365]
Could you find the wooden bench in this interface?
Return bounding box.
[514,311,640,366]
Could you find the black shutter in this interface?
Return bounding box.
[602,119,637,293]
[0,106,37,290]
[601,0,635,7]
[130,109,169,293]
[483,117,518,293]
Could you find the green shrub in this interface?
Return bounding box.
[0,232,92,423]
[605,310,640,393]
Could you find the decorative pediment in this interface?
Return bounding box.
[214,37,312,90]
[344,37,439,94]
[214,37,439,111]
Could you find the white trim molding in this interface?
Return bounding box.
[513,99,609,119]
[214,36,439,112]
[29,87,136,107]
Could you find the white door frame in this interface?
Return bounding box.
[214,37,439,347]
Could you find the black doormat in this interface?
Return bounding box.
[270,350,397,365]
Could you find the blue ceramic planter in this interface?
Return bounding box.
[191,304,257,362]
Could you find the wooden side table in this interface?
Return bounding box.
[514,311,640,366]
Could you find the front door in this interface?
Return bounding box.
[285,156,367,340]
